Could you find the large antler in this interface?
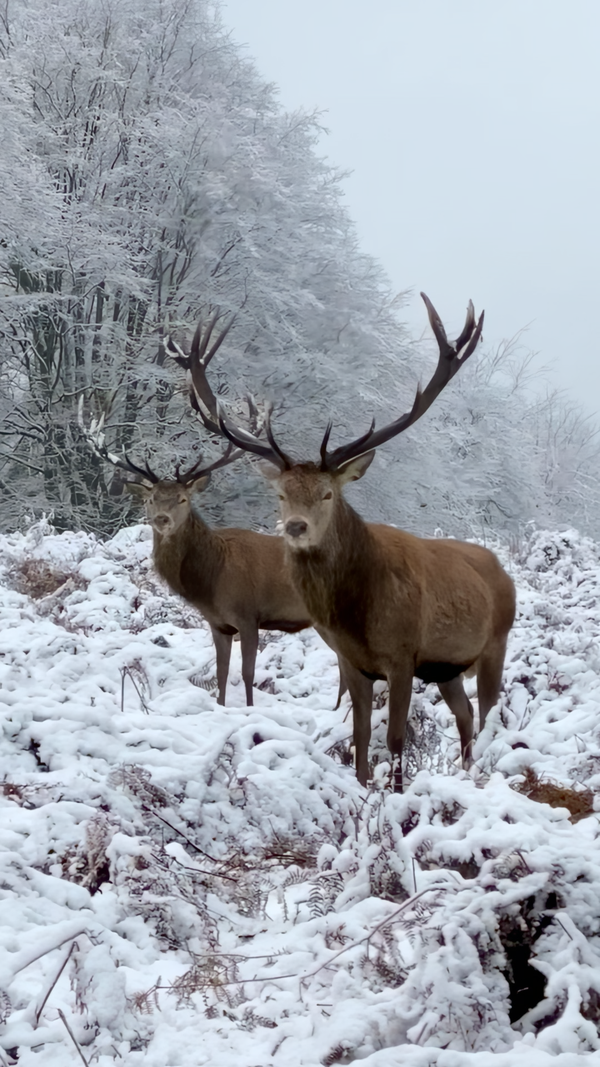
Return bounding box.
[166,310,236,434]
[216,293,484,472]
[78,396,240,487]
[319,292,484,469]
[169,309,271,462]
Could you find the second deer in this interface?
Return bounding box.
[80,319,314,706]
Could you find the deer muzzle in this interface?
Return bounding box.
[285,519,309,541]
[152,513,174,533]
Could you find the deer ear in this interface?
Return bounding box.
[336,449,376,485]
[125,481,152,499]
[258,460,281,482]
[189,473,211,494]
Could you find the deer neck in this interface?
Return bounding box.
[152,512,223,601]
[287,498,376,640]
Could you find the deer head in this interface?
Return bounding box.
[78,396,239,538]
[215,293,484,550]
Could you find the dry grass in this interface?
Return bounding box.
[9,558,71,598]
[513,767,594,823]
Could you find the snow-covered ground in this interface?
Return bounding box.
[1,521,600,1066]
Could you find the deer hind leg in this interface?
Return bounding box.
[476,636,509,732]
[334,655,348,711]
[387,669,414,793]
[238,625,259,707]
[343,661,374,787]
[211,628,233,706]
[438,676,474,769]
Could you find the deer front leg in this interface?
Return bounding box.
[387,668,414,793]
[343,661,374,787]
[211,628,233,705]
[238,625,259,706]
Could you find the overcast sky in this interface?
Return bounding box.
[223,0,600,419]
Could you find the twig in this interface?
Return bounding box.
[141,805,221,864]
[169,855,238,883]
[8,924,88,980]
[302,884,450,982]
[554,915,574,941]
[515,848,532,874]
[57,1009,90,1067]
[166,883,452,988]
[120,666,150,714]
[34,940,77,1026]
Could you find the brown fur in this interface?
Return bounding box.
[137,480,311,705]
[273,463,516,789]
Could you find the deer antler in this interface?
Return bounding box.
[166,310,235,434]
[217,403,294,471]
[79,396,241,488]
[215,293,483,472]
[173,440,239,485]
[77,396,160,484]
[319,293,484,470]
[168,311,266,443]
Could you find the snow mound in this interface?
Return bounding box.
[0,523,599,1065]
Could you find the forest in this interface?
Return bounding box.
[1,0,599,541]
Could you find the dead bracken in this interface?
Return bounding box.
[513,767,594,822]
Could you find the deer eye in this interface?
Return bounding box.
[322,490,333,500]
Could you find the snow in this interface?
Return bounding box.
[1,522,600,1064]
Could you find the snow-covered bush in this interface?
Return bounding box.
[1,523,600,1064]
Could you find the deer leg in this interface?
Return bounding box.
[211,628,233,706]
[334,655,348,710]
[438,676,474,768]
[387,670,414,793]
[239,625,259,707]
[476,637,508,731]
[343,662,374,786]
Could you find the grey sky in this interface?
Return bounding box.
[223,0,600,418]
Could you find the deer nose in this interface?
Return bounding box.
[153,513,171,530]
[285,519,308,539]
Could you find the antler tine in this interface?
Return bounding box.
[218,404,293,471]
[186,312,236,433]
[321,293,483,470]
[77,396,160,484]
[451,299,476,354]
[200,440,243,474]
[175,441,243,485]
[319,421,333,468]
[164,311,235,433]
[264,406,296,470]
[199,310,236,368]
[321,418,375,471]
[245,393,261,435]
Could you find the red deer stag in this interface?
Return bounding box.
[215,294,516,789]
[78,319,316,707]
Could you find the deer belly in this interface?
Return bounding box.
[414,660,474,684]
[260,618,311,634]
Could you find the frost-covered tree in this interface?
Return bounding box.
[0,0,411,533]
[0,0,599,537]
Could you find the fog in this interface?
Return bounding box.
[224,0,600,418]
